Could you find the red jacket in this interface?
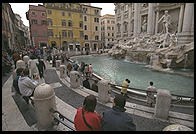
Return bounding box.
[74,107,101,131]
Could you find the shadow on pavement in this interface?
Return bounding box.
[12,94,37,127]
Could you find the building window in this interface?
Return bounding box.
[68,20,72,27]
[112,27,114,30]
[95,26,98,31]
[33,30,37,36]
[62,30,67,37]
[84,25,87,30]
[62,20,66,26]
[80,31,84,38]
[107,26,111,30]
[94,18,99,23]
[68,30,73,38]
[124,22,128,32]
[94,9,99,15]
[79,21,83,28]
[112,33,114,36]
[48,29,53,37]
[31,19,37,24]
[47,10,52,14]
[108,33,110,36]
[41,20,47,25]
[108,39,110,41]
[107,20,110,24]
[43,31,47,36]
[102,26,105,30]
[117,24,121,32]
[41,12,46,16]
[62,12,65,16]
[83,8,88,13]
[48,18,53,26]
[32,11,36,16]
[84,16,87,21]
[95,36,99,40]
[80,14,82,18]
[111,21,115,24]
[68,12,71,17]
[84,35,88,40]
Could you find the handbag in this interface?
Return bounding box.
[82,108,93,131]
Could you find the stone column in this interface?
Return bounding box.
[182,3,194,33]
[155,3,160,34]
[177,4,185,33]
[154,89,171,120]
[147,3,155,35]
[98,79,110,103]
[155,11,159,34]
[134,3,141,35]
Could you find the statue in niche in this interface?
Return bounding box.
[158,10,171,34]
[141,17,147,33]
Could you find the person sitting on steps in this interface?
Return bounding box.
[18,68,39,105]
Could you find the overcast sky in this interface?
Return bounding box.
[9,3,115,27]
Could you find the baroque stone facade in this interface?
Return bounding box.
[114,3,194,46]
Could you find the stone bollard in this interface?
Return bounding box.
[23,55,29,68]
[98,79,110,103]
[60,65,66,78]
[34,83,56,130]
[56,60,61,71]
[16,60,25,69]
[163,124,193,131]
[154,89,171,120]
[70,71,80,88]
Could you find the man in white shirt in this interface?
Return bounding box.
[18,68,39,104]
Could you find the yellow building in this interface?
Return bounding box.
[44,3,84,51]
[80,3,102,52]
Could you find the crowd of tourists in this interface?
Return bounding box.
[7,45,159,131]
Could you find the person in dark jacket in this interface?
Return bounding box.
[101,94,136,131]
[13,68,24,95]
[36,57,46,79]
[83,78,90,89]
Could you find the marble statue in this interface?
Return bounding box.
[158,10,171,34]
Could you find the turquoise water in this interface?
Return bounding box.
[71,55,194,97]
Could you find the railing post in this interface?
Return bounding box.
[98,79,111,103]
[34,83,57,130]
[154,89,171,120]
[60,65,66,78]
[70,71,80,89]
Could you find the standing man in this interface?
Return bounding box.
[36,57,46,79]
[101,94,136,131]
[146,81,157,107]
[121,79,130,97]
